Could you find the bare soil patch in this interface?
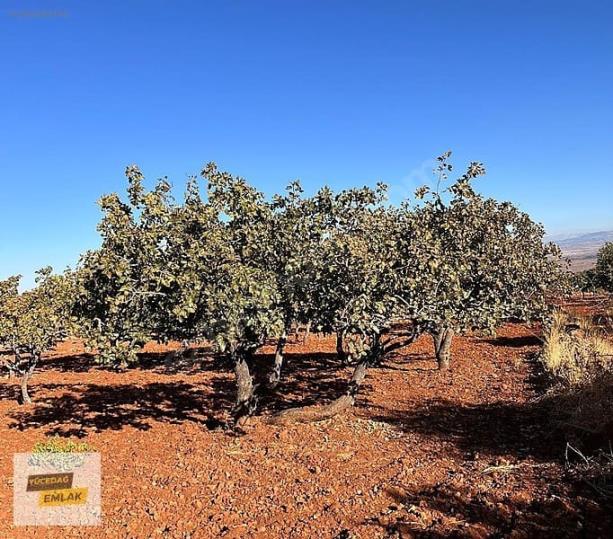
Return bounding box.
[1,324,611,538]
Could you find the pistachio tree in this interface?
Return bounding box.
[263,181,387,386]
[396,152,565,369]
[73,156,567,427]
[259,182,316,386]
[77,163,284,423]
[0,268,74,403]
[573,269,599,295]
[74,165,174,367]
[595,242,613,292]
[197,164,285,422]
[163,178,285,421]
[272,187,419,423]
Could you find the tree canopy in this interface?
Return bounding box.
[0,267,74,403]
[595,242,613,292]
[393,152,564,368]
[2,153,568,421]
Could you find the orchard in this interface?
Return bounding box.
[0,153,566,425]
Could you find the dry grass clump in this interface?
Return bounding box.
[554,371,613,436]
[541,307,613,439]
[540,309,613,496]
[541,309,613,386]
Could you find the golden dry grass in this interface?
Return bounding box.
[541,309,613,386]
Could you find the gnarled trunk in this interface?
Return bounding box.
[20,371,32,404]
[19,353,39,405]
[269,337,381,425]
[268,330,288,389]
[433,328,454,370]
[233,349,257,426]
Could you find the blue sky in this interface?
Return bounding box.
[1,1,612,288]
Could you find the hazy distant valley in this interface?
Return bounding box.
[550,230,613,271]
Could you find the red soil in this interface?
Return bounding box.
[1,324,611,538]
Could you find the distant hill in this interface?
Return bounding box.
[548,230,613,271]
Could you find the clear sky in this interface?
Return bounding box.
[1,0,612,288]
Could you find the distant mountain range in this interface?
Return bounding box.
[547,230,613,271]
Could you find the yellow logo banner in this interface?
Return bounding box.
[38,488,88,507]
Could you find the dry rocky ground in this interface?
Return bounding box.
[1,324,611,538]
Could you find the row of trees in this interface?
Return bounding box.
[0,154,566,423]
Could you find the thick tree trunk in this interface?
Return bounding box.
[269,340,380,425]
[336,328,348,363]
[433,328,454,370]
[268,331,288,389]
[20,372,32,404]
[233,350,257,425]
[19,353,39,405]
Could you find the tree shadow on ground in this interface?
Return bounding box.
[245,351,353,413]
[0,380,19,401]
[138,346,222,374]
[6,350,351,436]
[378,352,436,373]
[39,353,97,373]
[368,397,565,463]
[38,346,219,374]
[9,345,554,455]
[366,355,611,470]
[370,480,611,538]
[8,379,235,437]
[483,335,543,348]
[7,340,583,471]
